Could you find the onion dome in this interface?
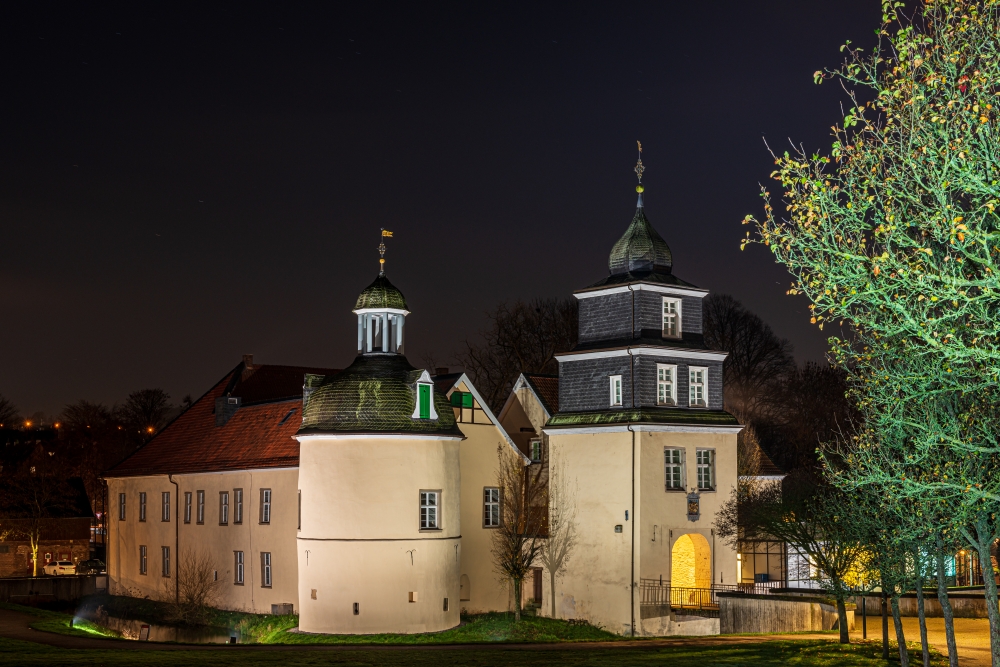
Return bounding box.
[354,274,408,311]
[608,200,673,276]
[297,355,462,437]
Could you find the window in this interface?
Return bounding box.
[220,492,229,525]
[697,449,715,490]
[665,448,685,490]
[483,487,500,528]
[184,492,192,523]
[161,492,170,522]
[161,546,170,577]
[139,492,147,522]
[689,367,707,407]
[420,491,440,530]
[197,491,205,524]
[234,488,243,524]
[657,364,676,406]
[260,489,272,524]
[451,391,481,424]
[261,552,272,588]
[609,375,623,407]
[530,439,543,463]
[118,493,126,521]
[139,546,147,575]
[417,383,432,419]
[662,298,682,338]
[234,551,244,584]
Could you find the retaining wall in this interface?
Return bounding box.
[719,592,854,634]
[0,575,104,604]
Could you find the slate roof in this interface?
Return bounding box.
[106,362,339,477]
[523,374,559,415]
[608,203,673,275]
[354,273,408,311]
[298,354,464,438]
[580,270,702,292]
[567,333,710,354]
[546,407,740,429]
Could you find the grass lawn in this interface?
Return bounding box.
[0,635,941,666]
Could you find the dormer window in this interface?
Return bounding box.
[662,298,682,339]
[609,375,623,407]
[411,370,439,420]
[689,367,707,407]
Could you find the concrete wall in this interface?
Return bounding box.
[719,593,855,634]
[0,574,101,603]
[106,468,299,614]
[296,435,461,634]
[854,593,996,619]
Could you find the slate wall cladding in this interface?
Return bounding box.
[578,289,704,344]
[558,357,633,412]
[558,355,724,412]
[578,292,632,343]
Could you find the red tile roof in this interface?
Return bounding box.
[106,363,338,477]
[524,374,559,415]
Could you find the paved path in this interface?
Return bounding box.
[852,616,992,667]
[0,608,833,653]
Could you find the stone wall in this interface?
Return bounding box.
[719,593,855,634]
[853,592,995,619]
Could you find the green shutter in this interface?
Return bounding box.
[461,392,474,408]
[419,384,431,419]
[451,391,463,407]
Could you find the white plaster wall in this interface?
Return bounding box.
[106,469,299,614]
[296,435,461,633]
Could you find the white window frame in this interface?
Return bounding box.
[139,492,147,522]
[657,364,677,406]
[696,449,716,490]
[260,488,271,524]
[609,375,623,407]
[530,439,542,463]
[261,552,272,588]
[410,370,439,420]
[161,546,170,578]
[234,551,244,584]
[196,490,205,524]
[184,492,192,524]
[233,488,243,524]
[689,367,708,407]
[483,487,500,528]
[665,448,685,490]
[420,490,440,530]
[662,297,682,339]
[139,545,147,575]
[220,492,229,525]
[161,492,170,522]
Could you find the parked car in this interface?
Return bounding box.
[76,559,106,575]
[42,561,77,576]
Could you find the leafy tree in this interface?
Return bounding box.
[458,298,577,413]
[0,394,19,428]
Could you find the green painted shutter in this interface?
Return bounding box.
[461,392,474,408]
[419,384,431,419]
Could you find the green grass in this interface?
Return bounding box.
[0,635,942,666]
[0,602,118,640]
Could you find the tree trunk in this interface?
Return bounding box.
[30,532,39,577]
[513,577,522,622]
[882,589,889,660]
[935,540,959,667]
[835,591,850,644]
[973,516,1000,667]
[891,594,909,667]
[914,548,930,667]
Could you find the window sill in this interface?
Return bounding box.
[258,522,270,526]
[419,528,443,533]
[697,488,717,493]
[261,585,272,589]
[664,487,686,492]
[234,582,244,586]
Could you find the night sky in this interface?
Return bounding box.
[2,2,880,416]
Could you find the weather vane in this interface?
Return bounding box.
[378,228,393,275]
[635,141,645,193]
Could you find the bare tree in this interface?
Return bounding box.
[161,549,221,625]
[538,460,576,618]
[0,394,19,428]
[490,444,546,621]
[458,298,577,413]
[0,471,80,576]
[116,389,172,450]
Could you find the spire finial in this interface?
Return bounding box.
[378,228,393,275]
[634,141,645,207]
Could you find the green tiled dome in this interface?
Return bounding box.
[297,354,462,437]
[354,274,408,311]
[608,206,672,275]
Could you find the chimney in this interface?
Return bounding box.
[241,353,256,381]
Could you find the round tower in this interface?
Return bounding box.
[295,246,463,634]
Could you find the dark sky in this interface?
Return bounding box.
[1,2,880,416]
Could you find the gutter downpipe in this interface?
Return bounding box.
[168,474,180,603]
[626,284,637,636]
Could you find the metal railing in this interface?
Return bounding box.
[639,579,739,614]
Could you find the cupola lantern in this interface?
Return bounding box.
[353,229,409,354]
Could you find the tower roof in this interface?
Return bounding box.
[608,204,673,276]
[354,274,408,311]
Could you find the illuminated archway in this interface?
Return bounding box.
[671,533,711,589]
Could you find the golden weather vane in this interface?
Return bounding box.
[634,141,645,193]
[378,228,393,275]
